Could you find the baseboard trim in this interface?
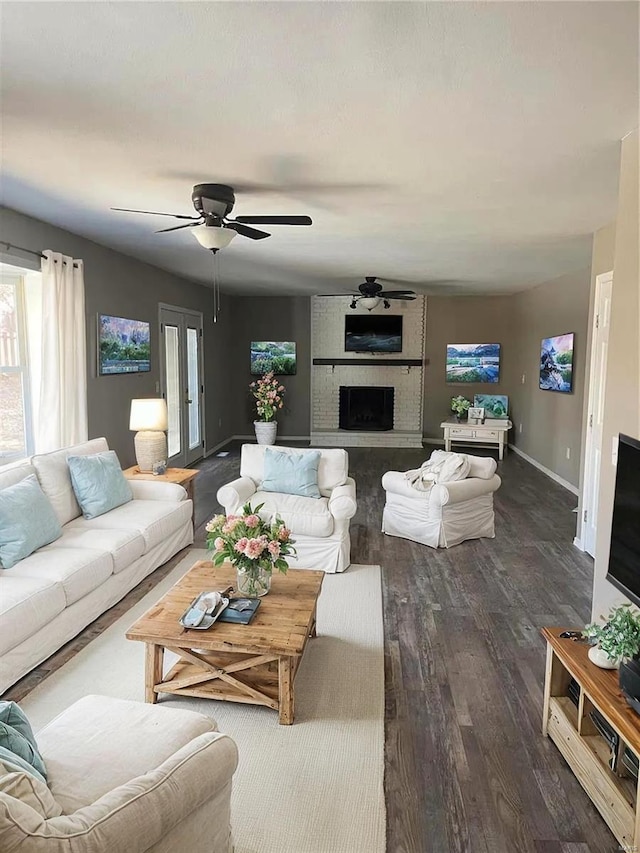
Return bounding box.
[573,536,586,551]
[205,435,314,457]
[233,434,312,442]
[423,437,445,446]
[508,444,579,495]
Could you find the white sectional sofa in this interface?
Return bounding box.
[217,444,357,573]
[0,695,238,853]
[0,438,193,694]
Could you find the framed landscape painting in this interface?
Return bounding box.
[250,341,296,375]
[98,315,150,375]
[539,333,574,393]
[474,394,509,419]
[446,343,500,383]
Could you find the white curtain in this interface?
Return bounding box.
[34,250,88,452]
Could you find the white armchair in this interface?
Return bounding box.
[217,445,357,573]
[381,452,501,548]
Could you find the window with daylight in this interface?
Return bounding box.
[0,264,42,464]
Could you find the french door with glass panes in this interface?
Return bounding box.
[159,305,204,468]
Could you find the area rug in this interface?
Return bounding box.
[21,551,386,853]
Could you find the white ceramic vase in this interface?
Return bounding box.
[254,420,277,446]
[588,645,618,669]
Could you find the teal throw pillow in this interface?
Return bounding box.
[262,448,321,499]
[0,702,47,782]
[0,475,62,569]
[68,450,133,520]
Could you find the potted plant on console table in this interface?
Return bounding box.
[451,395,471,422]
[584,603,640,669]
[250,371,285,445]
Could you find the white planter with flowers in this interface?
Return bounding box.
[253,420,278,446]
[250,371,285,446]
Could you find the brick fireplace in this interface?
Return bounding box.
[310,296,425,447]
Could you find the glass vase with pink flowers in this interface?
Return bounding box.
[205,502,296,597]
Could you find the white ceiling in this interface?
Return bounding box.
[1,2,638,296]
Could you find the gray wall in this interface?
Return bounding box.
[1,206,232,466]
[1,203,598,491]
[423,278,591,489]
[509,269,592,487]
[423,296,514,440]
[228,296,311,437]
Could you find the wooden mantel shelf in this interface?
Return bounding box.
[312,358,424,367]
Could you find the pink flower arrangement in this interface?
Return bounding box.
[206,502,296,591]
[249,371,285,422]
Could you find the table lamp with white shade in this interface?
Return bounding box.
[129,398,168,472]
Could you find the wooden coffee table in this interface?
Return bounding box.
[126,560,324,724]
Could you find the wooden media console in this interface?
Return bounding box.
[542,627,640,849]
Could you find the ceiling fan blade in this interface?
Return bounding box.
[225,222,270,240]
[315,293,360,297]
[375,276,420,286]
[111,207,200,220]
[155,222,202,233]
[233,215,312,226]
[163,172,383,194]
[380,292,417,300]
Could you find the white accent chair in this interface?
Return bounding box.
[217,445,357,573]
[381,452,501,548]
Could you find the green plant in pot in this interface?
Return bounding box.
[584,604,640,669]
[451,396,471,421]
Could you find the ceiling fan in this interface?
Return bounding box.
[317,277,417,310]
[111,184,312,251]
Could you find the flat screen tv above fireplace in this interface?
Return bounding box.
[345,314,402,353]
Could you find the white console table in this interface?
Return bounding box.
[441,418,512,460]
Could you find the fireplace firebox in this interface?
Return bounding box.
[339,386,394,431]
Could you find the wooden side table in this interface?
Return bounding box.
[122,466,199,522]
[440,417,512,460]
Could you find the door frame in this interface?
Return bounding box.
[575,270,613,554]
[158,303,205,467]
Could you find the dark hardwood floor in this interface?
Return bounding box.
[7,442,614,852]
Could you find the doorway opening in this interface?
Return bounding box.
[159,304,204,468]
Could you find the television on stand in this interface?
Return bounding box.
[606,433,640,606]
[606,433,640,714]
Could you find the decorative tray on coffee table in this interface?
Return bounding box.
[179,589,231,630]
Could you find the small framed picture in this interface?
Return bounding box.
[468,406,485,425]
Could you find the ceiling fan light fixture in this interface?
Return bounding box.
[350,299,358,309]
[359,296,381,311]
[191,224,237,251]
